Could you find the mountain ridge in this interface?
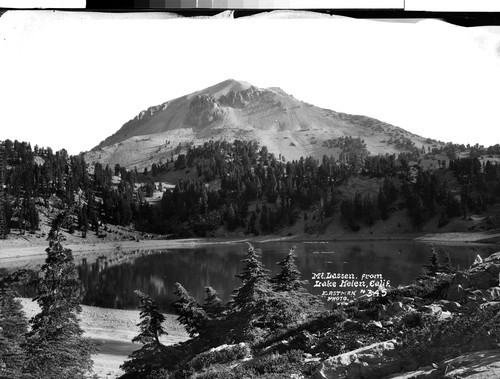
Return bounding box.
[88,79,440,170]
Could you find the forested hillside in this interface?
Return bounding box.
[3,139,140,239]
[2,138,500,240]
[138,139,500,237]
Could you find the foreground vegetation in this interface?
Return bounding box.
[119,244,500,379]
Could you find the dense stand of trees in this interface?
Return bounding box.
[3,139,144,237]
[152,140,405,235]
[151,140,500,235]
[3,138,500,238]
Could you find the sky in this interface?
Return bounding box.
[0,11,500,155]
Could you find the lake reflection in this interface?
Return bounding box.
[77,241,499,312]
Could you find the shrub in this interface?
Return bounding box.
[189,344,249,371]
[400,306,500,367]
[243,350,305,375]
[196,370,240,379]
[401,311,425,329]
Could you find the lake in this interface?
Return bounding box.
[76,240,500,312]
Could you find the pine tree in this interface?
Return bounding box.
[133,290,167,346]
[271,246,306,292]
[268,248,321,328]
[23,226,96,378]
[225,245,277,341]
[121,291,170,378]
[173,283,208,338]
[231,243,271,310]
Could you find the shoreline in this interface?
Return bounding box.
[2,231,500,270]
[414,229,500,244]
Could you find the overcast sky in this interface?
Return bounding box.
[1,11,499,155]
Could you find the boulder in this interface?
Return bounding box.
[386,350,500,379]
[468,262,500,289]
[447,256,500,294]
[353,305,387,322]
[419,304,442,317]
[480,301,500,311]
[419,304,453,321]
[400,296,415,305]
[485,286,500,301]
[464,289,489,306]
[367,320,384,330]
[436,299,461,312]
[483,252,500,263]
[311,339,401,379]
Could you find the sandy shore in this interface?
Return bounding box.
[19,298,189,378]
[415,230,500,244]
[0,237,251,269]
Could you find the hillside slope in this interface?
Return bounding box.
[87,79,439,170]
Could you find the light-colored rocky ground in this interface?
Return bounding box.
[385,350,500,378]
[19,298,189,378]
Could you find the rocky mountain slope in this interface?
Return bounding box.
[87,79,439,170]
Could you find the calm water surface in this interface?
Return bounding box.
[76,240,500,312]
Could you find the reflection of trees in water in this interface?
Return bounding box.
[76,242,498,312]
[78,247,249,312]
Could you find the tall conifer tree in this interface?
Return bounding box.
[132,290,167,346]
[271,246,307,292]
[173,283,207,338]
[23,225,96,378]
[231,243,271,310]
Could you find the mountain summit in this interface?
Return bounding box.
[89,79,436,169]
